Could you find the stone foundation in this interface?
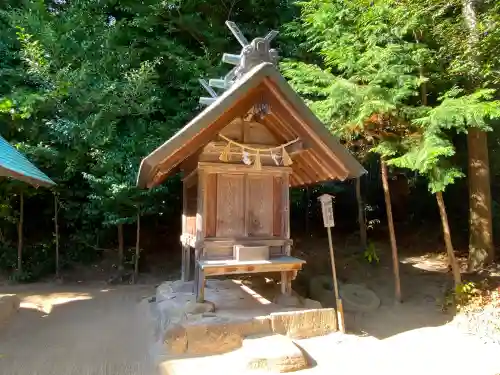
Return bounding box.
[153,280,337,358]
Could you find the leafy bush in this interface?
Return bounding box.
[0,243,56,282]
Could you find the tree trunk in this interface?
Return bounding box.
[417,58,463,281]
[435,192,462,286]
[462,0,494,270]
[54,194,60,278]
[467,128,494,270]
[381,160,401,302]
[17,192,24,272]
[117,223,124,271]
[355,177,367,249]
[134,211,141,283]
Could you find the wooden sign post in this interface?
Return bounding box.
[318,194,345,333]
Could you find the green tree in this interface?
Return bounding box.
[0,0,298,278]
[282,0,500,287]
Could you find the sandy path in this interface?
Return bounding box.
[0,283,156,375]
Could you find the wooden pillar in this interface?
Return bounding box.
[194,167,206,299]
[196,268,206,302]
[181,244,190,282]
[181,180,189,281]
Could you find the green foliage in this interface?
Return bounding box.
[363,242,380,264]
[0,0,297,280]
[414,88,500,133]
[0,242,58,282]
[283,0,500,195]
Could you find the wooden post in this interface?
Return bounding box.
[17,192,24,272]
[181,181,188,280]
[280,271,292,295]
[193,168,206,297]
[326,227,345,333]
[181,244,190,282]
[117,223,124,272]
[318,194,345,333]
[381,160,402,303]
[54,194,60,278]
[355,177,367,249]
[134,209,141,283]
[196,268,205,303]
[304,187,310,235]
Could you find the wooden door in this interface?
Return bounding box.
[216,174,245,237]
[246,174,273,236]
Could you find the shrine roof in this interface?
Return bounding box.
[137,63,366,188]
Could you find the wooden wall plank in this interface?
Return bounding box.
[247,174,273,236]
[220,118,244,142]
[182,181,187,235]
[185,184,198,236]
[273,176,283,237]
[205,173,217,237]
[216,174,245,237]
[196,170,206,243]
[244,121,278,145]
[282,173,290,240]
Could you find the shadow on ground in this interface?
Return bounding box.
[291,234,457,339]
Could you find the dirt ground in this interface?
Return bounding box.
[0,231,499,375]
[0,282,157,375]
[291,232,481,338]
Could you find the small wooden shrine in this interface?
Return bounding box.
[137,22,365,302]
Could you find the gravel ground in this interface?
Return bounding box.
[0,283,156,375]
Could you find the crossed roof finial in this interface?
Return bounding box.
[199,21,279,106]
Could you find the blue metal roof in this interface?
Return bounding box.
[0,135,55,188]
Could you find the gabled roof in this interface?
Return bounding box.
[0,136,55,188]
[137,63,366,188]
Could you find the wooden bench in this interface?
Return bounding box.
[194,256,306,302]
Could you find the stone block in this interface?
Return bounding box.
[270,308,337,339]
[185,320,242,355]
[274,294,301,308]
[243,334,309,373]
[163,324,187,355]
[156,280,194,302]
[0,294,20,324]
[302,298,322,309]
[183,315,272,356]
[184,300,215,315]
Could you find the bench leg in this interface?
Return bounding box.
[196,269,205,303]
[281,271,292,296]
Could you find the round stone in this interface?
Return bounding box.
[339,284,380,312]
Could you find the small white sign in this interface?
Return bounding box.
[318,194,335,228]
